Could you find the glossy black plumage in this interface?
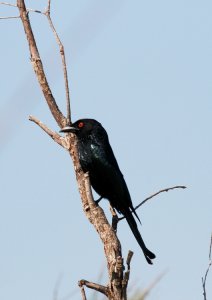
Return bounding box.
[61,119,156,264]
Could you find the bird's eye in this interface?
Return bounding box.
[78,122,84,128]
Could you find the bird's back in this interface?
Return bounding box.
[77,125,134,214]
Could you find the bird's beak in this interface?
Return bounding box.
[60,126,79,133]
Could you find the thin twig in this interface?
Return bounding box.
[78,280,108,296]
[29,115,67,148]
[0,2,17,7]
[135,185,187,211]
[117,185,186,222]
[0,15,19,19]
[202,233,212,300]
[0,2,43,13]
[44,0,71,126]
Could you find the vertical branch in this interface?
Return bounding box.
[45,0,71,125]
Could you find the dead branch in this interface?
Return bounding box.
[29,115,66,148]
[78,280,108,297]
[17,0,66,128]
[202,233,212,300]
[44,0,71,125]
[135,185,186,211]
[0,2,43,13]
[0,2,16,7]
[116,185,186,223]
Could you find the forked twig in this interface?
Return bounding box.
[202,233,212,300]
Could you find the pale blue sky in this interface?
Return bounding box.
[0,1,212,300]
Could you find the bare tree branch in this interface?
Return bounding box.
[135,185,187,211]
[44,0,71,125]
[0,2,17,7]
[202,233,212,300]
[0,2,43,13]
[117,185,187,223]
[29,115,67,148]
[78,280,108,296]
[17,0,66,128]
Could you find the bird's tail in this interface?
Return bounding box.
[124,209,156,264]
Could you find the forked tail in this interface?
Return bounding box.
[124,209,156,264]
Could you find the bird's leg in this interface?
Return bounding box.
[95,196,103,204]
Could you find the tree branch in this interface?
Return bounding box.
[29,115,67,148]
[135,185,187,211]
[116,185,187,223]
[17,0,66,128]
[44,0,71,125]
[0,2,43,13]
[78,280,108,296]
[0,2,17,7]
[0,15,19,19]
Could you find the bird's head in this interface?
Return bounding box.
[60,119,103,137]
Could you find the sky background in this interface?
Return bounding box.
[0,1,212,300]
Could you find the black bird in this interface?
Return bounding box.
[61,119,156,264]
